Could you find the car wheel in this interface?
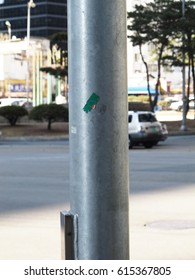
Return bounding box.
[129,135,133,149]
[143,143,153,148]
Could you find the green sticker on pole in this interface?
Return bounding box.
[83,92,100,113]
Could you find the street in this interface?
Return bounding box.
[130,135,195,193]
[0,136,195,259]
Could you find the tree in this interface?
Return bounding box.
[127,0,184,111]
[127,4,154,110]
[0,106,28,126]
[29,104,68,130]
[173,1,195,114]
[159,1,195,114]
[41,32,68,79]
[40,65,68,78]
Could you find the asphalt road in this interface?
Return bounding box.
[0,136,195,259]
[130,135,195,193]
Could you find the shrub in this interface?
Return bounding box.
[128,95,149,103]
[29,103,69,130]
[158,100,171,110]
[128,102,151,111]
[0,105,28,126]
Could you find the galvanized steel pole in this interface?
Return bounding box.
[67,0,129,260]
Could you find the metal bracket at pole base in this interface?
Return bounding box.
[60,211,78,260]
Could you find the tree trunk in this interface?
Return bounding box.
[191,52,195,114]
[139,43,153,111]
[47,119,52,130]
[154,43,164,112]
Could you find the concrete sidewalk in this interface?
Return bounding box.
[2,189,195,260]
[130,187,195,260]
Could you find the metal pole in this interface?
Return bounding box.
[26,3,30,103]
[47,74,52,104]
[47,49,52,104]
[26,0,36,104]
[5,21,11,40]
[36,50,41,105]
[32,51,36,107]
[180,0,187,131]
[39,49,43,104]
[66,0,129,260]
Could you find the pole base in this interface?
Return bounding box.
[180,124,188,131]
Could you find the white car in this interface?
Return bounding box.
[128,111,168,148]
[0,98,28,107]
[170,98,195,111]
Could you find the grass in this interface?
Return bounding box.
[157,110,195,134]
[164,119,195,134]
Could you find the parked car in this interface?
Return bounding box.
[128,111,168,148]
[170,98,195,111]
[0,98,28,107]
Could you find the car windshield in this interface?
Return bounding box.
[138,113,157,122]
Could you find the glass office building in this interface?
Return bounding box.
[0,0,67,39]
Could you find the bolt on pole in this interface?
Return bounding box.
[62,0,130,260]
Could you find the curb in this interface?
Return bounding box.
[1,133,195,142]
[0,135,69,142]
[168,131,195,136]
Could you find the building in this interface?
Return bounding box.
[0,35,68,105]
[0,1,68,105]
[0,0,67,39]
[0,37,50,103]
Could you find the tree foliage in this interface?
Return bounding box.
[41,32,68,79]
[0,106,28,126]
[48,32,67,44]
[29,104,69,130]
[40,65,68,78]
